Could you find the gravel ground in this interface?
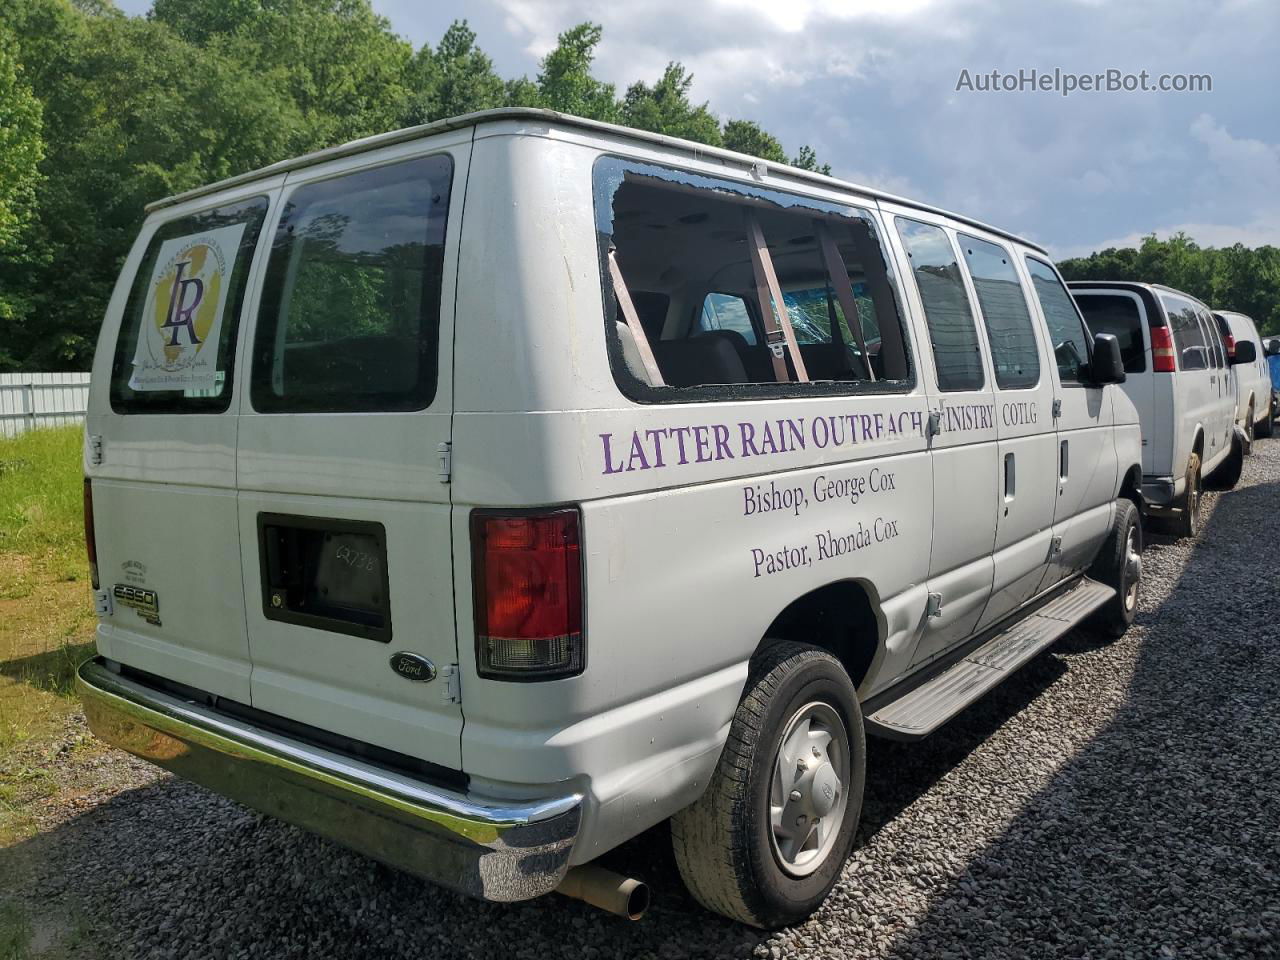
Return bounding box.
[4,439,1279,959]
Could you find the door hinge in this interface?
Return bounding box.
[926,592,943,618]
[88,434,104,466]
[436,441,452,484]
[926,410,942,438]
[1052,398,1063,419]
[440,663,461,704]
[1050,536,1063,557]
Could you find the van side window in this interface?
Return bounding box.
[895,218,984,392]
[1025,256,1090,384]
[958,234,1040,390]
[595,157,913,401]
[1073,294,1147,373]
[251,155,453,413]
[1161,295,1209,370]
[1197,309,1224,368]
[109,196,269,414]
[697,293,758,345]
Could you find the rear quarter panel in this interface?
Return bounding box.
[450,126,935,859]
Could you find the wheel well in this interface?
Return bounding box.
[757,581,881,690]
[1193,429,1204,458]
[1118,464,1143,512]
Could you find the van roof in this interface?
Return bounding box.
[145,107,1048,255]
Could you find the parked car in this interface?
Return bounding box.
[1070,282,1247,536]
[1265,337,1280,417]
[1213,310,1273,445]
[78,108,1142,929]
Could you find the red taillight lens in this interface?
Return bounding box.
[83,478,99,590]
[1151,324,1177,373]
[1224,333,1236,359]
[471,509,583,680]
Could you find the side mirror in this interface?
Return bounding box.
[1089,332,1125,385]
[1230,340,1257,364]
[1265,338,1280,358]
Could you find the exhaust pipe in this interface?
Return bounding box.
[555,865,650,920]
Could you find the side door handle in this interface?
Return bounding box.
[1004,451,1016,502]
[1060,439,1069,480]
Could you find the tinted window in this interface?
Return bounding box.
[698,293,757,344]
[110,196,269,413]
[896,218,984,391]
[959,234,1040,389]
[596,157,913,400]
[1073,294,1147,373]
[1026,257,1090,384]
[251,155,453,413]
[1162,294,1208,370]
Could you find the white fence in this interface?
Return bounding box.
[0,372,91,438]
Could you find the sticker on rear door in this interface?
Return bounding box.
[129,222,246,392]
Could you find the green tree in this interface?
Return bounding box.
[0,0,303,369]
[0,30,45,346]
[0,32,44,264]
[620,63,721,146]
[150,0,262,44]
[791,144,832,176]
[534,23,618,121]
[401,20,505,126]
[721,118,787,163]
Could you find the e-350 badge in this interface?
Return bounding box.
[113,584,161,626]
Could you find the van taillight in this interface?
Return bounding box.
[83,478,99,590]
[471,509,584,680]
[1151,325,1177,373]
[1224,333,1237,359]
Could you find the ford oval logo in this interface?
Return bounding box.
[389,652,436,683]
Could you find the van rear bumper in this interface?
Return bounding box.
[76,657,581,902]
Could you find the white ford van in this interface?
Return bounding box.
[1070,282,1245,537]
[79,109,1143,928]
[1212,310,1273,446]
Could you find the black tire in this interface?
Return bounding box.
[671,642,865,928]
[1173,451,1202,538]
[1087,499,1142,639]
[1207,431,1244,490]
[1258,399,1274,439]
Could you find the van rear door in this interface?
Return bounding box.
[234,137,469,769]
[86,181,279,703]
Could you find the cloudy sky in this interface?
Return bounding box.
[118,0,1279,258]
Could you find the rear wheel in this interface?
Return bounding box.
[1174,452,1202,538]
[1087,499,1142,639]
[1258,398,1274,439]
[672,642,865,928]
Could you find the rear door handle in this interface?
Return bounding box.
[1060,439,1069,480]
[1004,452,1016,501]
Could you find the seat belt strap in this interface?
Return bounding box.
[745,209,808,383]
[609,249,665,387]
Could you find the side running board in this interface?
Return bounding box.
[865,577,1115,741]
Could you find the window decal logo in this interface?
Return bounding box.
[129,222,245,392]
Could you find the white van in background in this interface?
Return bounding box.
[1213,310,1273,445]
[79,109,1143,928]
[1070,282,1247,537]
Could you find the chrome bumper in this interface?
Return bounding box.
[77,657,581,902]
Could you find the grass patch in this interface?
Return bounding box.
[0,427,85,566]
[1,426,97,844]
[0,901,32,960]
